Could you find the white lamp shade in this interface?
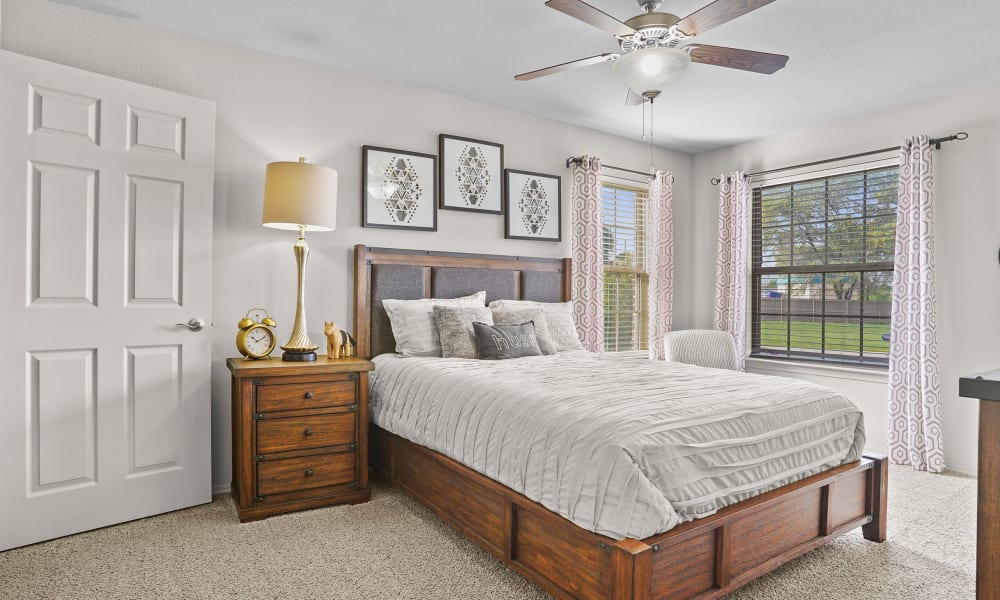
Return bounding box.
[613,47,691,97]
[262,160,338,231]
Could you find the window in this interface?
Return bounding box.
[751,166,898,366]
[602,183,648,352]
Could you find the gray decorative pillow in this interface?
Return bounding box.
[383,291,486,357]
[433,306,494,359]
[488,300,584,352]
[490,307,556,355]
[473,322,542,360]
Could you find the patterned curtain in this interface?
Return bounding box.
[571,156,604,352]
[888,136,943,472]
[713,171,751,370]
[646,171,674,360]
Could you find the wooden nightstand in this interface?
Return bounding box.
[227,357,374,522]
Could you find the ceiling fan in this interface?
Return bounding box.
[514,0,789,104]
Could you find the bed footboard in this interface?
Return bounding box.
[370,425,887,600]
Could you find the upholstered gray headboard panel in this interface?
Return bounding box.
[355,246,570,358]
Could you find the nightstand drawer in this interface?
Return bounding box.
[257,451,356,496]
[256,412,356,454]
[256,380,356,412]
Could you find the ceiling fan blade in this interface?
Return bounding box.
[545,0,636,37]
[675,0,776,36]
[687,44,788,74]
[514,53,619,81]
[625,88,645,106]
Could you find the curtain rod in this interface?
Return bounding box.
[565,157,675,185]
[709,132,969,186]
[565,157,651,179]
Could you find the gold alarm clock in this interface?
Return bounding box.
[236,308,277,360]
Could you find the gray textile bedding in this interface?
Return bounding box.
[369,351,866,540]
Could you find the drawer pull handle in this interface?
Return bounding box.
[304,468,314,477]
[304,391,314,399]
[303,428,313,436]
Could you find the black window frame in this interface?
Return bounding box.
[750,166,898,368]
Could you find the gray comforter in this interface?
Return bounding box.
[370,351,865,540]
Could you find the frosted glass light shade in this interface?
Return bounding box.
[613,47,691,97]
[262,159,338,231]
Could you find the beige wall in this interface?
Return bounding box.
[0,0,692,490]
[4,0,990,485]
[686,81,1000,474]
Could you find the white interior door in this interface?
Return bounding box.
[0,50,216,551]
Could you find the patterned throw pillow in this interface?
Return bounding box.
[433,306,494,359]
[487,300,584,352]
[472,322,542,360]
[383,291,486,357]
[490,307,556,355]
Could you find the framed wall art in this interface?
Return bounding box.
[362,145,437,231]
[439,134,504,214]
[504,169,561,242]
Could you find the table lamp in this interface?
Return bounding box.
[262,157,338,361]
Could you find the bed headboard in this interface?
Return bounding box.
[353,245,572,359]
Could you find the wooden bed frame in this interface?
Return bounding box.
[353,244,887,600]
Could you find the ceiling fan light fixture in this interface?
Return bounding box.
[613,47,690,97]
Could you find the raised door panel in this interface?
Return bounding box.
[127,175,183,305]
[29,85,100,144]
[127,106,185,158]
[126,345,181,474]
[29,161,98,306]
[28,349,97,494]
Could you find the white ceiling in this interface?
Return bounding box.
[54,0,1000,153]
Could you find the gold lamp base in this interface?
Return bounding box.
[281,227,319,362]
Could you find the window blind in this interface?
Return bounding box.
[751,166,898,366]
[602,184,648,352]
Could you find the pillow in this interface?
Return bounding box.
[433,306,494,359]
[383,291,486,357]
[472,322,542,360]
[487,300,584,352]
[490,307,556,355]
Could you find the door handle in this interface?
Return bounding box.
[175,318,205,332]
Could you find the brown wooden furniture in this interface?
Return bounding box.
[960,371,1000,600]
[228,357,374,522]
[354,244,888,600]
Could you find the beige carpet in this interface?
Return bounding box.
[0,466,975,599]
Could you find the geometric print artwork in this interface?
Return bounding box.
[887,135,944,473]
[362,145,437,231]
[569,156,604,352]
[646,171,674,360]
[439,135,504,213]
[712,171,751,370]
[383,156,422,223]
[518,178,549,235]
[456,145,490,207]
[504,169,561,243]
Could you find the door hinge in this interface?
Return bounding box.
[253,378,264,385]
[348,373,358,380]
[255,496,264,503]
[349,443,358,450]
[347,404,357,412]
[348,482,359,488]
[255,413,265,420]
[256,455,265,462]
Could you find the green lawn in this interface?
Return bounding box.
[759,320,890,354]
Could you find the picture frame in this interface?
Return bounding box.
[504,169,561,242]
[362,145,437,231]
[438,134,504,214]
